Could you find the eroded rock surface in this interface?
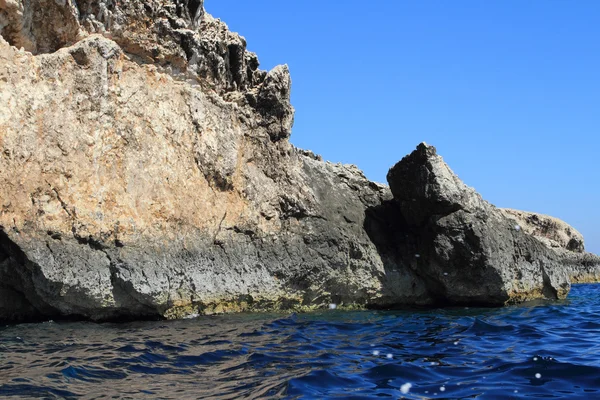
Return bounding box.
[0,3,429,321]
[500,209,585,253]
[500,209,600,283]
[385,143,570,305]
[0,1,596,322]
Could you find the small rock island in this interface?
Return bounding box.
[0,0,598,322]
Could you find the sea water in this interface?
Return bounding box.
[1,284,599,399]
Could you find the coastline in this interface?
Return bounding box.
[0,0,599,323]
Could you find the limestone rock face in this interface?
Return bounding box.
[0,0,83,54]
[500,209,585,253]
[499,209,600,283]
[386,143,570,305]
[0,0,278,100]
[0,1,430,321]
[0,1,595,322]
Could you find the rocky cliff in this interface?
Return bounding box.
[500,209,600,283]
[0,0,596,322]
[500,209,585,253]
[0,0,424,321]
[383,143,570,305]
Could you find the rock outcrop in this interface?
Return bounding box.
[383,143,570,305]
[500,209,600,283]
[0,0,431,322]
[0,1,595,322]
[500,209,585,253]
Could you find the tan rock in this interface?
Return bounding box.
[500,209,600,283]
[500,209,584,253]
[0,16,423,320]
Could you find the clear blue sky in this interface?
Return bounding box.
[205,1,599,254]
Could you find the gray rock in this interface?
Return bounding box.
[500,209,585,253]
[499,209,600,282]
[560,252,600,283]
[386,143,570,305]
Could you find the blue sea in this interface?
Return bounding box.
[1,284,599,399]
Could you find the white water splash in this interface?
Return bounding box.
[400,383,412,394]
[386,353,393,359]
[372,350,380,356]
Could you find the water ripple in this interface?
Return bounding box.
[1,284,599,398]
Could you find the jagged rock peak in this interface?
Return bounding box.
[386,143,570,305]
[387,142,485,226]
[0,0,291,106]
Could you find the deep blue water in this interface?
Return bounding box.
[1,284,600,399]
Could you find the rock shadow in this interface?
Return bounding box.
[362,199,436,306]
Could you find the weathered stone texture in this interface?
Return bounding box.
[500,209,600,282]
[0,1,597,322]
[386,143,570,305]
[0,21,424,320]
[500,209,585,253]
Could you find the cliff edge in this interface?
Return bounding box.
[500,209,600,283]
[0,0,596,322]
